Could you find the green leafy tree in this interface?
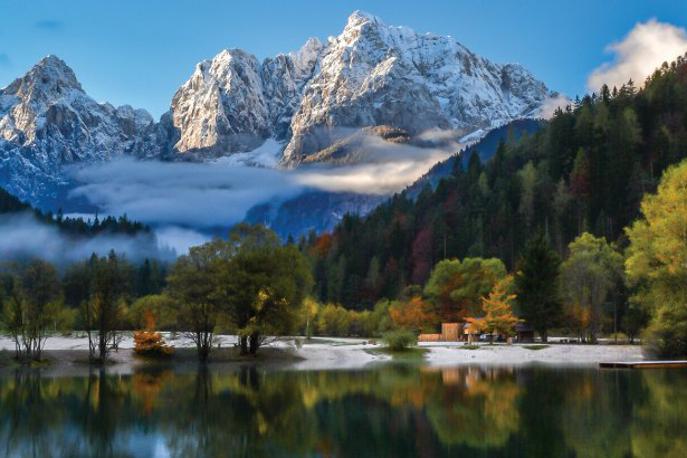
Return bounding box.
[316,304,352,337]
[0,260,68,361]
[625,159,687,356]
[222,224,313,354]
[82,252,132,362]
[166,239,231,361]
[128,294,178,330]
[167,225,312,358]
[424,257,506,322]
[514,236,562,342]
[560,233,624,342]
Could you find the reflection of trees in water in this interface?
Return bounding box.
[0,371,75,457]
[559,369,639,458]
[0,369,140,457]
[131,368,173,415]
[423,367,521,449]
[631,370,687,457]
[0,366,687,456]
[526,368,687,458]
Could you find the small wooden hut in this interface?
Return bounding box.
[515,323,535,343]
[418,322,464,342]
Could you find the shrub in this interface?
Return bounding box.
[608,332,629,344]
[349,310,375,337]
[370,300,393,335]
[316,304,351,336]
[133,311,174,358]
[642,303,687,357]
[301,300,395,338]
[382,329,417,351]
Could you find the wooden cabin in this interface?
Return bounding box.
[515,323,535,343]
[418,322,464,342]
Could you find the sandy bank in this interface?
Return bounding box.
[0,334,644,374]
[420,342,644,367]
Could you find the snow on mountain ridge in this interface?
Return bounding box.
[169,10,548,162]
[0,11,550,211]
[0,55,163,204]
[281,11,548,162]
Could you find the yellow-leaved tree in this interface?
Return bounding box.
[466,276,520,340]
[625,159,687,356]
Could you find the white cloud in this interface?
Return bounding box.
[588,19,687,92]
[68,159,303,228]
[538,93,572,119]
[66,133,456,230]
[155,226,212,255]
[0,213,174,264]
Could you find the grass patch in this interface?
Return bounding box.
[522,344,550,351]
[366,347,428,361]
[382,330,417,351]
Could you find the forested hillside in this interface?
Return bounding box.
[305,53,687,309]
[0,187,149,237]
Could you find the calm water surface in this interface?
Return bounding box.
[0,363,685,457]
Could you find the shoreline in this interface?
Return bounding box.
[0,334,645,375]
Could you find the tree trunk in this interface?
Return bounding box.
[239,335,249,355]
[99,332,108,362]
[249,333,260,355]
[540,330,548,343]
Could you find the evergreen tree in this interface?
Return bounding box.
[514,235,562,342]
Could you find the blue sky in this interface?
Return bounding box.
[1,0,685,118]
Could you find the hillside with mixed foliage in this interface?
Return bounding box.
[305,53,687,309]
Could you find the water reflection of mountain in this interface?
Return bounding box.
[0,366,686,456]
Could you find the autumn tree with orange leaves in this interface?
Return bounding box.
[389,296,438,333]
[133,310,174,358]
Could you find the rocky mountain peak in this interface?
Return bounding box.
[281,12,549,163]
[11,55,83,95]
[344,10,382,30]
[167,11,549,163]
[170,48,269,155]
[0,55,162,203]
[290,37,324,74]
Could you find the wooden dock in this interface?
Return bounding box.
[600,361,687,369]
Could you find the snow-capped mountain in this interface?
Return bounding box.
[169,10,549,163]
[282,11,548,163]
[0,10,551,234]
[0,55,163,203]
[169,37,324,158]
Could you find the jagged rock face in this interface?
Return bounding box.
[1,12,548,169]
[169,11,548,162]
[0,56,159,163]
[261,37,324,139]
[0,56,162,202]
[170,39,323,156]
[170,49,270,155]
[282,11,548,163]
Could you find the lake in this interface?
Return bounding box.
[0,363,685,457]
